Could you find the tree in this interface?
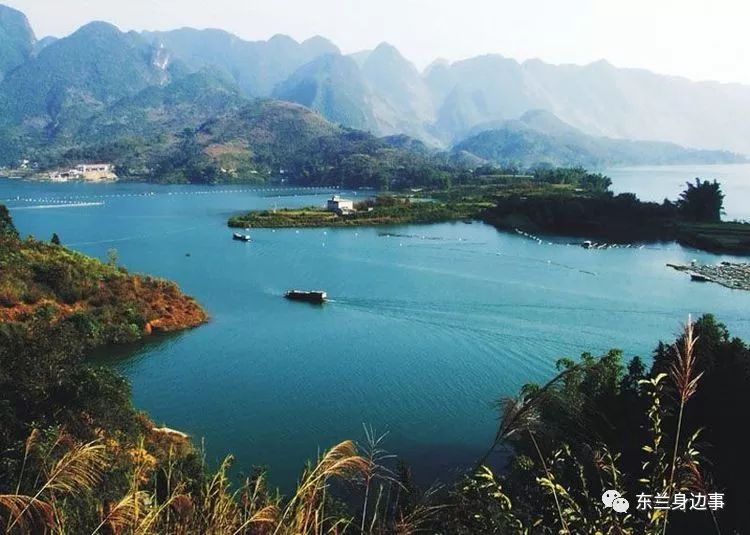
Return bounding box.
[0,204,18,238]
[106,248,118,267]
[677,178,724,222]
[50,233,61,245]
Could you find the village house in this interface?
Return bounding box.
[49,163,117,182]
[326,195,355,215]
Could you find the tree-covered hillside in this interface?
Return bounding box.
[0,21,171,133]
[0,207,207,348]
[2,58,458,187]
[273,53,380,132]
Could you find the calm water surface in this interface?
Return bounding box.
[2,167,749,488]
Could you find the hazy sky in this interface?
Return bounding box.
[6,0,750,84]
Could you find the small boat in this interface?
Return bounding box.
[233,232,251,242]
[284,290,327,303]
[689,272,712,282]
[582,240,593,249]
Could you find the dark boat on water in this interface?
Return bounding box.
[233,232,251,242]
[284,290,327,304]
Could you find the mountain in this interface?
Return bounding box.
[0,4,35,79]
[429,56,750,153]
[32,36,57,55]
[273,53,379,132]
[0,21,171,136]
[141,29,339,97]
[70,69,244,143]
[2,3,750,164]
[15,63,448,188]
[429,55,533,143]
[453,110,746,168]
[359,43,436,142]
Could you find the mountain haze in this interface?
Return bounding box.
[454,109,745,168]
[141,29,339,97]
[432,56,750,153]
[358,43,437,143]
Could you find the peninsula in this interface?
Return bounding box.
[0,204,207,349]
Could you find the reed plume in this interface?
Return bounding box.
[6,440,107,532]
[662,317,703,535]
[275,440,369,535]
[0,494,55,533]
[91,491,150,535]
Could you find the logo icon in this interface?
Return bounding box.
[602,490,629,513]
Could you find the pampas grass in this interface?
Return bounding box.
[4,438,107,532]
[662,318,704,535]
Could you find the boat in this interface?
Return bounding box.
[582,240,593,249]
[689,272,712,282]
[232,232,251,242]
[284,290,327,303]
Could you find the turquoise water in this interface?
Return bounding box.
[2,170,749,488]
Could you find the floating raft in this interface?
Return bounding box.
[667,262,750,291]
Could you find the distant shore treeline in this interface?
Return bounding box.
[227,168,750,255]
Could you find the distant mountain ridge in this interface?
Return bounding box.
[141,28,340,97]
[453,110,745,168]
[273,53,379,132]
[0,3,749,170]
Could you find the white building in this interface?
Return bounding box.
[326,195,355,214]
[75,163,112,173]
[48,163,117,182]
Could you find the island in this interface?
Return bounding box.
[228,194,490,228]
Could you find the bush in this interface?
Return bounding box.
[0,285,21,307]
[21,286,44,304]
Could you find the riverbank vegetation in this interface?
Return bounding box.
[482,176,750,254]
[0,206,207,348]
[228,195,491,228]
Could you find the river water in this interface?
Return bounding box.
[2,165,748,488]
